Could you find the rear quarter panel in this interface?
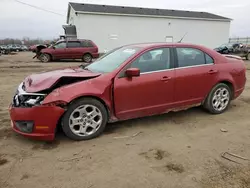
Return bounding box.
[216,57,246,97]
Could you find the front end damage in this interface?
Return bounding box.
[9,68,104,140]
[9,82,66,140]
[32,44,48,59]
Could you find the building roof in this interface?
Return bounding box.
[68,2,231,22]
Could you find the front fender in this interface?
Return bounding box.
[42,79,113,112]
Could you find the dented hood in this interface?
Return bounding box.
[24,67,101,93]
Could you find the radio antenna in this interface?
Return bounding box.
[178,32,188,43]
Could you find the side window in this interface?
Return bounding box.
[67,41,81,48]
[176,48,206,68]
[130,48,171,73]
[82,40,94,47]
[205,53,214,64]
[54,42,66,49]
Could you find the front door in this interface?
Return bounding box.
[113,47,176,120]
[52,41,69,59]
[174,47,218,106]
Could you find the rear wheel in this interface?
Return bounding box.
[82,53,92,63]
[203,83,232,114]
[61,98,108,141]
[39,53,51,63]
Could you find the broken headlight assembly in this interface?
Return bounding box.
[12,82,46,107]
[13,93,46,107]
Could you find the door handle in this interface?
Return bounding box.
[208,69,218,74]
[161,76,171,81]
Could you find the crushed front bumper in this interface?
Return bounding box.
[9,105,65,141]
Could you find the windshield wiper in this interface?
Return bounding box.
[79,64,93,72]
[84,68,89,71]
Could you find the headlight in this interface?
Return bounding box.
[14,94,46,107]
[13,82,46,107]
[23,95,45,106]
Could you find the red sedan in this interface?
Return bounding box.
[9,43,246,141]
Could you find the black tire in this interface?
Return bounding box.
[246,53,250,60]
[61,98,108,141]
[82,53,92,63]
[39,53,51,63]
[203,83,232,114]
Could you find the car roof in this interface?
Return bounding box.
[123,42,207,49]
[58,39,91,42]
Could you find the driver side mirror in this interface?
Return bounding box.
[52,46,55,49]
[125,68,140,77]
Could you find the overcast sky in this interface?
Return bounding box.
[0,0,249,39]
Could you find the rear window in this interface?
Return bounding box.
[205,54,214,64]
[82,40,94,47]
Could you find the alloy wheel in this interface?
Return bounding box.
[69,105,103,137]
[40,54,50,62]
[83,54,92,63]
[212,87,230,112]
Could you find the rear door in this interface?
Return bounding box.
[174,47,218,106]
[66,41,82,59]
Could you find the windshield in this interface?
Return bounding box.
[84,46,142,73]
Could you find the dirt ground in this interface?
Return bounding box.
[1,52,250,188]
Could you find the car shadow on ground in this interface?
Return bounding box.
[9,101,240,146]
[6,106,203,145]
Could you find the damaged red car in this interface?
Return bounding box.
[9,43,246,141]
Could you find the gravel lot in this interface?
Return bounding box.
[0,52,250,188]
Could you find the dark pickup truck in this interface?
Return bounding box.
[37,39,99,63]
[214,43,250,60]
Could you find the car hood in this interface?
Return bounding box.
[24,67,101,93]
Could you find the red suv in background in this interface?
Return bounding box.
[39,39,99,63]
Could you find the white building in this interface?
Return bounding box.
[66,2,231,53]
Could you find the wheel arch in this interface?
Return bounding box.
[55,95,111,135]
[202,80,235,105]
[41,52,53,60]
[219,80,234,96]
[68,95,111,119]
[83,52,93,57]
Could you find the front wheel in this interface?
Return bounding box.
[246,53,250,60]
[39,53,51,63]
[82,54,92,63]
[61,98,108,141]
[203,83,232,114]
